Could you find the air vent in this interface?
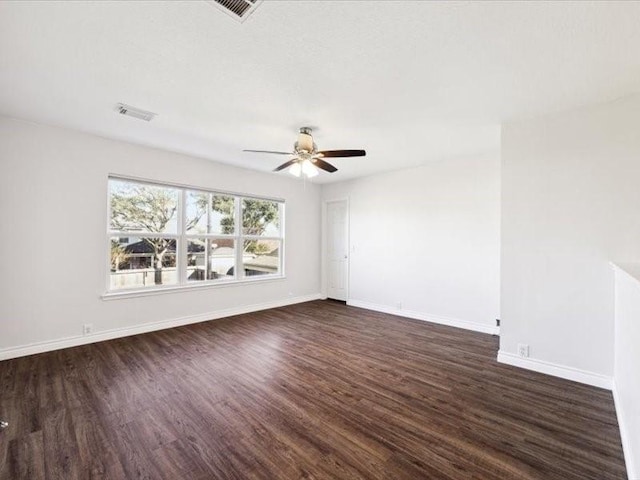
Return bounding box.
[116,103,157,122]
[207,0,262,23]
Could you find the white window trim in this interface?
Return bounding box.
[101,275,287,300]
[105,175,285,298]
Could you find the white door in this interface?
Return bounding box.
[326,200,348,301]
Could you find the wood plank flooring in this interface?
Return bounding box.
[0,300,627,479]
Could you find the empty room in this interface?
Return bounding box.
[1,1,639,479]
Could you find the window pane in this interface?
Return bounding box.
[242,199,280,236]
[186,193,235,235]
[187,239,235,282]
[242,240,280,277]
[185,191,209,234]
[110,180,179,233]
[211,195,235,235]
[109,236,177,290]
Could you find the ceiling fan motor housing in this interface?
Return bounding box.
[296,127,315,153]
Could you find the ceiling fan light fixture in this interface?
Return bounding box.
[301,159,319,177]
[289,162,302,177]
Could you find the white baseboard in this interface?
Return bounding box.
[497,350,612,390]
[612,380,637,480]
[346,299,499,335]
[0,294,323,361]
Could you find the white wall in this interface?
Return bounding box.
[612,263,640,479]
[0,116,321,357]
[322,154,501,333]
[500,95,640,380]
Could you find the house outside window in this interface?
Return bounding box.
[108,177,284,292]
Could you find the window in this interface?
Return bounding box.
[107,177,284,293]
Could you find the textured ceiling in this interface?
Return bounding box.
[1,1,640,183]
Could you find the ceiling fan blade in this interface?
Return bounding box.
[243,149,293,155]
[312,158,338,173]
[317,149,366,158]
[273,159,298,172]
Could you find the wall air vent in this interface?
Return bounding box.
[116,103,157,122]
[207,0,263,23]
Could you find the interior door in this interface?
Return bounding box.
[326,200,348,301]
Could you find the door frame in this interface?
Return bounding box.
[321,197,350,301]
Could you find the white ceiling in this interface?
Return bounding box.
[1,1,640,183]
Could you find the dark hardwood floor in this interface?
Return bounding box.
[0,300,626,479]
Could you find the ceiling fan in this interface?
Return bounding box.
[243,127,366,178]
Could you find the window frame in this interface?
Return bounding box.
[104,175,285,298]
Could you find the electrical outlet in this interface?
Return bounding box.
[83,323,93,335]
[517,343,529,358]
[395,302,402,310]
[496,318,500,327]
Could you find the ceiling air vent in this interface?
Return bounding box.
[116,103,157,122]
[207,0,263,23]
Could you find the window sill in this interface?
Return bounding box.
[101,275,286,301]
